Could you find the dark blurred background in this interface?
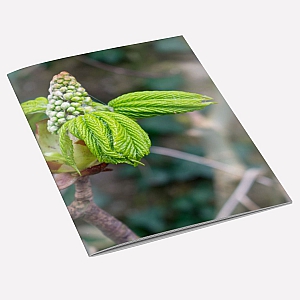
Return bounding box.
[8,36,290,253]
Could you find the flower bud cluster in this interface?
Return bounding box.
[46,71,94,134]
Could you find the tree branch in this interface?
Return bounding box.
[215,168,263,219]
[67,175,138,244]
[150,146,273,187]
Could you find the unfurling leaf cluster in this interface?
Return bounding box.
[21,72,214,174]
[59,111,151,172]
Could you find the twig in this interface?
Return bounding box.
[151,146,240,175]
[150,146,273,187]
[67,176,138,244]
[240,195,261,211]
[54,163,112,191]
[76,56,175,78]
[215,168,263,219]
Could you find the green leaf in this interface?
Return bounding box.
[59,122,80,174]
[21,97,48,115]
[36,120,62,155]
[36,120,99,173]
[93,112,151,164]
[108,91,214,119]
[67,112,151,166]
[43,152,66,163]
[67,114,122,165]
[73,114,121,164]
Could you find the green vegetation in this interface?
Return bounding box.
[21,71,214,174]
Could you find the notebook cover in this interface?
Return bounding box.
[8,35,291,256]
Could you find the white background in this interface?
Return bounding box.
[1,1,299,299]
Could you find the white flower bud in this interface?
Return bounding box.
[83,97,92,104]
[72,111,80,116]
[77,87,85,93]
[49,125,59,133]
[54,91,63,97]
[48,111,57,117]
[56,73,64,79]
[47,71,91,133]
[67,107,75,113]
[53,84,61,89]
[66,115,76,120]
[71,96,81,102]
[61,102,71,110]
[55,100,63,106]
[64,93,73,100]
[60,87,68,93]
[56,111,65,118]
[71,102,80,107]
[47,104,55,110]
[57,118,66,124]
[83,106,93,113]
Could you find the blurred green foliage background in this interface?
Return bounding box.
[8,36,289,253]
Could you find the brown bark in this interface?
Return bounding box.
[67,176,138,244]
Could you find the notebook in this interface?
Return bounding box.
[8,35,291,256]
